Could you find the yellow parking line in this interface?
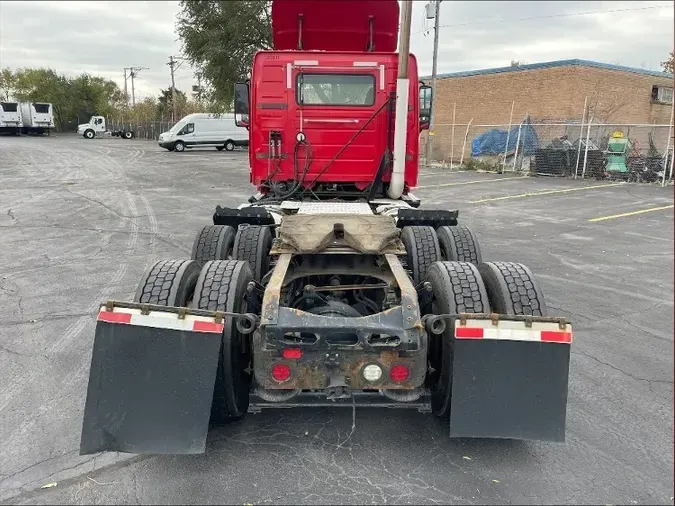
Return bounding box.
[468,182,625,203]
[415,176,529,189]
[588,204,674,222]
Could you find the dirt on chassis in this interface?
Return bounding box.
[79,201,573,456]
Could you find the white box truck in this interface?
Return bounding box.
[20,102,55,135]
[157,113,249,152]
[0,102,22,135]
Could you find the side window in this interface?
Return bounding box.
[185,123,195,134]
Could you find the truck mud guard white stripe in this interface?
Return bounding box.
[455,319,573,344]
[97,307,224,334]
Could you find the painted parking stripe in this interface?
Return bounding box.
[415,176,529,189]
[468,182,625,203]
[588,204,674,222]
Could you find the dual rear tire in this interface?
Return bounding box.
[133,258,254,425]
[424,259,549,418]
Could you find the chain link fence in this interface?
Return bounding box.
[107,120,175,141]
[423,105,674,186]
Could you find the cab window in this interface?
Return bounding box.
[297,74,375,106]
[179,123,194,135]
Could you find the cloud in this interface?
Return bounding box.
[410,0,674,75]
[0,0,672,103]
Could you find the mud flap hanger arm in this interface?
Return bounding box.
[102,300,260,335]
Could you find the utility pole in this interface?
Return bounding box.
[424,0,441,166]
[123,68,129,107]
[128,67,149,107]
[167,56,184,122]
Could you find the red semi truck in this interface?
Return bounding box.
[80,0,573,456]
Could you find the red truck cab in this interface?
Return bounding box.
[234,0,432,198]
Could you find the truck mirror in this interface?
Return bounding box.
[234,82,250,128]
[419,84,432,130]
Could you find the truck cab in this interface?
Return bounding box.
[78,116,107,139]
[233,0,432,200]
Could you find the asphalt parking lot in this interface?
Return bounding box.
[0,134,673,505]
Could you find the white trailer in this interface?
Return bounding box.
[77,116,135,140]
[20,102,55,135]
[0,102,23,135]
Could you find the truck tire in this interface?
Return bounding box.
[401,226,441,285]
[123,130,133,139]
[190,260,254,423]
[84,129,95,139]
[424,261,491,418]
[133,259,201,306]
[224,140,235,151]
[478,261,548,316]
[437,225,482,265]
[174,140,185,152]
[191,225,236,266]
[233,225,273,283]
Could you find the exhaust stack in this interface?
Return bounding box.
[387,0,413,199]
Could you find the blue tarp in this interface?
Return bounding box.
[471,120,539,157]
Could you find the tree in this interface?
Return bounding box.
[177,0,272,108]
[0,68,15,101]
[662,51,674,74]
[2,67,124,131]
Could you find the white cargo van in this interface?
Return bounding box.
[20,102,55,134]
[158,113,249,152]
[0,102,22,134]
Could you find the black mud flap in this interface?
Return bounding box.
[80,318,222,455]
[450,340,571,442]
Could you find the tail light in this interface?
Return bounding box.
[271,363,291,382]
[390,364,409,383]
[282,348,302,360]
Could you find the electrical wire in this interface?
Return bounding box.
[412,4,673,36]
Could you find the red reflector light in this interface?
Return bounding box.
[390,364,409,383]
[282,348,303,359]
[455,327,484,339]
[271,363,291,382]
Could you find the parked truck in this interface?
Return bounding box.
[0,101,22,135]
[77,115,135,139]
[80,0,573,456]
[19,102,54,135]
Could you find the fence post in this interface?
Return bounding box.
[459,118,473,168]
[574,96,588,179]
[502,100,515,172]
[581,116,593,179]
[662,102,674,187]
[512,116,524,173]
[450,102,456,170]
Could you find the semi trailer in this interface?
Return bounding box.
[0,101,22,134]
[19,102,54,135]
[80,0,573,456]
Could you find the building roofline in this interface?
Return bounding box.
[422,59,674,80]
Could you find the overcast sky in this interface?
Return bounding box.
[0,0,672,101]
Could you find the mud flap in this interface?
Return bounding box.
[80,307,223,455]
[449,318,572,442]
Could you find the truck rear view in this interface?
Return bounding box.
[0,102,22,135]
[79,0,573,456]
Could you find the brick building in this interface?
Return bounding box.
[423,59,674,162]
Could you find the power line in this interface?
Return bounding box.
[413,4,673,36]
